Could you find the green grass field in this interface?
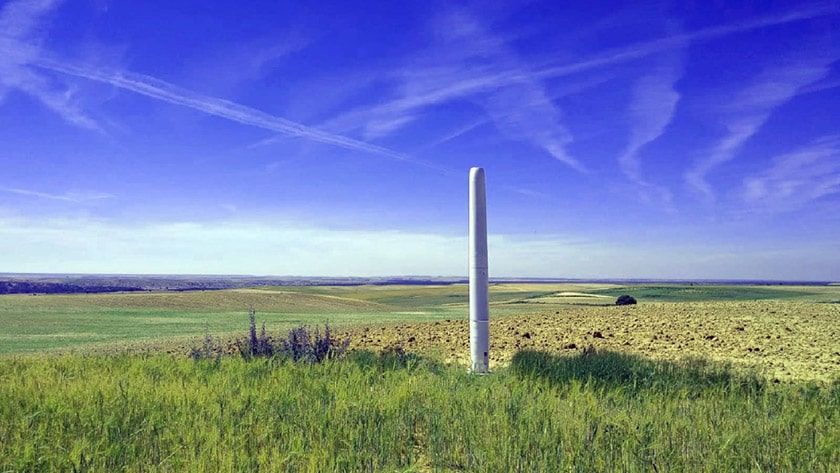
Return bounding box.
[0,284,591,354]
[1,351,838,471]
[589,285,826,301]
[0,286,454,354]
[2,283,839,470]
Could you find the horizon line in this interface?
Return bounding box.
[0,272,835,285]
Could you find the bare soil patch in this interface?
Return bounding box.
[337,300,840,382]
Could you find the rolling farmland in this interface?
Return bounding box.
[2,283,839,381]
[1,283,839,470]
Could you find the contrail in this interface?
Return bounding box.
[332,4,838,124]
[24,2,835,178]
[32,56,449,171]
[534,3,838,80]
[0,187,113,202]
[282,3,837,169]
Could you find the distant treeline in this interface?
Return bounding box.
[0,275,468,295]
[0,274,833,295]
[0,281,144,295]
[0,279,455,295]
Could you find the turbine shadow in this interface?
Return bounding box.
[510,349,766,395]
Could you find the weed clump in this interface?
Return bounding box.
[236,308,350,362]
[189,327,221,364]
[238,307,274,357]
[280,324,350,362]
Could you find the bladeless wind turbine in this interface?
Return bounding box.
[469,167,489,373]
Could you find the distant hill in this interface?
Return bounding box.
[0,274,465,295]
[0,280,144,295]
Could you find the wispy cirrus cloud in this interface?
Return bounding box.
[308,4,835,173]
[800,77,840,95]
[409,73,611,158]
[438,10,584,171]
[412,117,489,155]
[617,58,682,205]
[182,32,311,96]
[321,8,586,172]
[532,4,836,81]
[685,54,836,200]
[33,54,457,173]
[741,136,840,211]
[0,187,114,202]
[619,66,681,183]
[1,0,447,172]
[34,58,414,160]
[0,0,99,130]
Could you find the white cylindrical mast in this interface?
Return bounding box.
[469,167,489,373]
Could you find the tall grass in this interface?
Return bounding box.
[1,351,837,471]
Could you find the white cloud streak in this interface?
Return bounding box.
[685,55,836,200]
[342,9,586,171]
[412,117,489,155]
[742,136,840,211]
[1,0,447,172]
[314,3,836,165]
[0,187,114,202]
[33,57,430,165]
[0,0,100,130]
[449,11,583,172]
[617,61,681,205]
[619,66,680,182]
[533,4,837,81]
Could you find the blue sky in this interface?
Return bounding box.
[1,0,839,279]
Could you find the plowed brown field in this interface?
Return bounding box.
[338,299,840,382]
